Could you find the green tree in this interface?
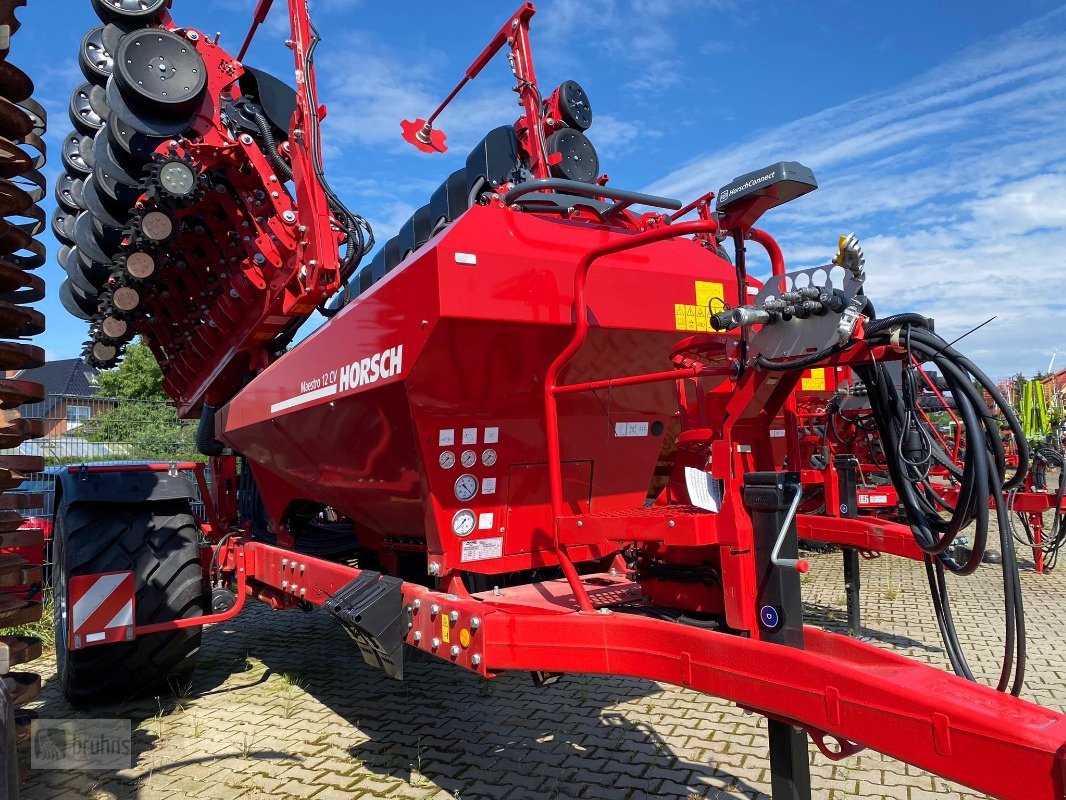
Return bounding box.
[82,341,200,462]
[94,341,165,401]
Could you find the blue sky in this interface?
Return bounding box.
[15,0,1066,379]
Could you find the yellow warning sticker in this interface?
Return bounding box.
[801,368,827,391]
[675,281,726,331]
[441,615,450,644]
[695,281,726,311]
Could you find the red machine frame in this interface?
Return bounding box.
[58,3,1066,799]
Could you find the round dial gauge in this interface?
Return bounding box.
[452,509,476,536]
[439,451,456,469]
[481,448,497,467]
[460,449,477,468]
[454,474,479,501]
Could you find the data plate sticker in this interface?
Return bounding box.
[614,422,649,437]
[460,537,504,562]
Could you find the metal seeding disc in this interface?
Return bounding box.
[126,250,155,278]
[101,316,128,338]
[112,285,140,310]
[140,210,172,240]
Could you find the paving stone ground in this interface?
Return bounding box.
[18,543,1066,800]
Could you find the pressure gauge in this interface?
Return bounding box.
[482,448,497,467]
[439,451,456,470]
[451,509,476,536]
[461,449,477,468]
[454,474,479,501]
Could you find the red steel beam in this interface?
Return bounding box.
[481,612,1066,800]
[177,540,1066,799]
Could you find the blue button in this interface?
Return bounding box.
[760,605,781,630]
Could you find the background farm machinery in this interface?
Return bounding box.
[26,0,1066,798]
[789,364,1066,575]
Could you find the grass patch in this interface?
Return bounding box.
[278,672,304,719]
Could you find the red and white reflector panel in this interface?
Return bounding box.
[68,571,136,650]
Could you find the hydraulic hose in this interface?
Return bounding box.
[854,314,1028,694]
[196,403,226,457]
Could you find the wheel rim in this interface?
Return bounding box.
[62,132,92,175]
[80,25,115,82]
[51,205,76,245]
[93,0,168,24]
[54,521,68,681]
[69,83,105,135]
[114,29,207,115]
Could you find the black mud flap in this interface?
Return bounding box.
[326,571,405,680]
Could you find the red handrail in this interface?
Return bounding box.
[543,220,720,611]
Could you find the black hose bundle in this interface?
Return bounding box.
[853,314,1028,695]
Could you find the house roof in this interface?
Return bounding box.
[14,358,100,417]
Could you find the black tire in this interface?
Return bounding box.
[52,499,206,707]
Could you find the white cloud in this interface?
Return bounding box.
[538,0,731,92]
[645,8,1066,379]
[318,30,515,158]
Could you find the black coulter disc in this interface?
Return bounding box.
[92,127,144,206]
[75,247,113,290]
[106,103,168,163]
[92,215,125,250]
[60,278,95,321]
[106,76,194,138]
[74,210,117,265]
[114,29,207,115]
[62,246,99,295]
[83,174,132,231]
[101,22,135,58]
